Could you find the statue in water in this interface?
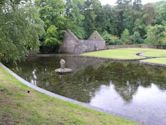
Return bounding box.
[55,58,72,74]
[60,59,65,69]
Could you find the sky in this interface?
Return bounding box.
[100,0,163,5]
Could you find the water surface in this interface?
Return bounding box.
[7,55,166,125]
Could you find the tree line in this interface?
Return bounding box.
[1,0,166,62]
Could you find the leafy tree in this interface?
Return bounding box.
[133,0,142,11]
[131,31,144,44]
[83,0,102,37]
[0,0,44,62]
[121,29,131,44]
[115,0,133,36]
[142,4,156,25]
[102,31,112,45]
[155,1,166,25]
[102,31,121,45]
[45,25,59,46]
[145,25,166,46]
[95,5,118,35]
[133,18,146,38]
[35,0,66,47]
[65,0,86,39]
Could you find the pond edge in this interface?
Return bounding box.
[0,62,137,123]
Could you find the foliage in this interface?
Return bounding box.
[83,0,102,37]
[2,0,166,61]
[0,0,44,62]
[121,29,131,44]
[155,1,166,25]
[142,4,156,25]
[65,0,86,39]
[131,31,144,44]
[102,31,121,45]
[133,0,142,11]
[35,0,166,49]
[35,0,66,46]
[45,25,59,45]
[145,25,166,45]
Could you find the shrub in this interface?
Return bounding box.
[131,31,144,44]
[102,31,122,45]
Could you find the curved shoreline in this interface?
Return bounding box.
[35,54,166,67]
[35,53,145,61]
[0,62,137,123]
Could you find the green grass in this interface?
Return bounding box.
[141,58,166,65]
[142,48,166,57]
[0,66,138,125]
[82,48,166,60]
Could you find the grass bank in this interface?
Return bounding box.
[0,66,137,125]
[82,48,166,65]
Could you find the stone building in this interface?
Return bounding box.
[59,30,106,54]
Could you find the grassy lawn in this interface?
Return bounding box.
[82,48,166,60]
[142,48,166,57]
[141,58,166,65]
[0,66,138,125]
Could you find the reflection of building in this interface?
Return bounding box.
[59,30,106,54]
[114,81,139,101]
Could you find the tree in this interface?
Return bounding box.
[102,31,121,45]
[115,0,133,36]
[145,25,166,46]
[0,0,44,62]
[65,0,86,39]
[131,31,144,44]
[83,0,102,37]
[142,3,156,25]
[95,5,118,35]
[133,0,142,11]
[35,0,66,47]
[121,29,131,44]
[155,1,166,25]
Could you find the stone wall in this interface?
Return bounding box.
[59,30,79,53]
[107,44,156,49]
[59,30,106,54]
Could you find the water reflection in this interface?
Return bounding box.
[31,69,37,85]
[6,55,166,125]
[90,83,166,125]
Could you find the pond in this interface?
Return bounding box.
[6,55,166,125]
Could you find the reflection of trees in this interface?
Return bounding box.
[63,62,166,102]
[93,62,166,101]
[7,56,105,102]
[7,57,166,103]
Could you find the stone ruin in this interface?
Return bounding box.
[59,30,106,54]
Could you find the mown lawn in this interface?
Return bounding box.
[141,58,166,65]
[0,66,138,125]
[83,48,144,60]
[82,48,166,61]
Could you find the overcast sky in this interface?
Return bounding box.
[100,0,163,5]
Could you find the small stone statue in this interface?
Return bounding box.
[60,59,65,69]
[55,58,72,74]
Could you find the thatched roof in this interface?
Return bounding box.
[88,31,104,41]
